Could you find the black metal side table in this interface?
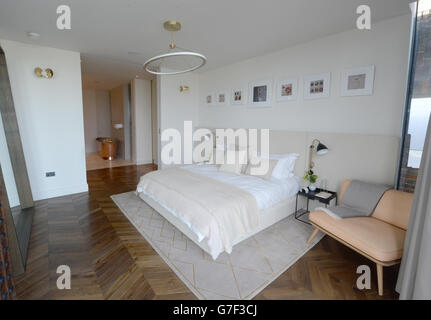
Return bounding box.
[294,188,338,224]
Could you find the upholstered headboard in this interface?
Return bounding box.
[199,128,400,191]
[305,131,400,190]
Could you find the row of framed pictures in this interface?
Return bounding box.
[205,65,375,108]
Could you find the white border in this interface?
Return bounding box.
[231,87,246,105]
[248,79,272,108]
[216,91,228,105]
[304,73,331,100]
[341,65,375,96]
[276,77,298,102]
[205,93,215,106]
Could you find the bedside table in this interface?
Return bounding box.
[294,188,338,224]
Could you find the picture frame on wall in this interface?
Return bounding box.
[249,80,272,107]
[304,73,330,100]
[216,91,227,105]
[231,88,246,105]
[341,65,375,96]
[205,93,214,106]
[276,78,298,102]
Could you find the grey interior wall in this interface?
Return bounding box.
[109,84,132,160]
[110,86,125,159]
[123,84,132,161]
[131,79,153,165]
[151,80,158,164]
[83,89,111,154]
[82,89,98,153]
[95,90,111,138]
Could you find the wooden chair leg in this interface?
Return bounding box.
[377,263,383,296]
[307,228,319,244]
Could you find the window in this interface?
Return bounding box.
[398,0,431,192]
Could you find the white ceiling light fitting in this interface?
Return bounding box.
[26,32,40,40]
[143,20,207,75]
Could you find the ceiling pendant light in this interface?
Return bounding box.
[143,20,207,75]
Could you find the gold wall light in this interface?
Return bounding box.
[34,67,54,79]
[180,85,189,92]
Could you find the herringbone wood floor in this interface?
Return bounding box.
[15,165,399,300]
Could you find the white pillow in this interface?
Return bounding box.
[257,153,299,180]
[208,143,226,165]
[219,149,247,175]
[245,158,279,180]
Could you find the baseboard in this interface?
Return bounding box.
[32,183,89,201]
[135,159,153,165]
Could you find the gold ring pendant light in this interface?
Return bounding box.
[143,20,207,75]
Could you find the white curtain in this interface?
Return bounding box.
[396,114,431,299]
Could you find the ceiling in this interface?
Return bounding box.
[0,0,411,90]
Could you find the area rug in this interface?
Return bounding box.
[111,192,324,300]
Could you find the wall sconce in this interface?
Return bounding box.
[34,67,54,79]
[308,139,329,170]
[180,85,189,92]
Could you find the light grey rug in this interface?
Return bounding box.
[111,192,324,300]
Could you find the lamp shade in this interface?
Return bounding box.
[316,142,329,155]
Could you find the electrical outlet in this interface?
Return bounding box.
[46,172,55,177]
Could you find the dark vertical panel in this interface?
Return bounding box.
[0,46,34,208]
[397,3,419,190]
[0,164,25,276]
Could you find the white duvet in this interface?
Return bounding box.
[182,164,300,211]
[137,164,300,258]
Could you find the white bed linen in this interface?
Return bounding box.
[181,164,300,211]
[136,164,300,258]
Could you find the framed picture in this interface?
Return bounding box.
[231,88,246,105]
[216,91,227,105]
[249,80,272,107]
[304,73,330,99]
[205,93,214,106]
[341,66,375,96]
[276,78,298,102]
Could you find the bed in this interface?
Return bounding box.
[134,128,401,260]
[136,163,300,259]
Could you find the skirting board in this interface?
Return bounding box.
[135,159,153,165]
[32,184,89,201]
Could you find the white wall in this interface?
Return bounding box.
[131,78,153,165]
[0,39,88,207]
[197,15,411,137]
[157,69,199,167]
[82,89,111,154]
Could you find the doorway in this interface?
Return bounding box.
[82,84,134,171]
[82,79,157,171]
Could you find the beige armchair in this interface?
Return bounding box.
[307,180,413,296]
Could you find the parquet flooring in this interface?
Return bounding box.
[15,165,399,300]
